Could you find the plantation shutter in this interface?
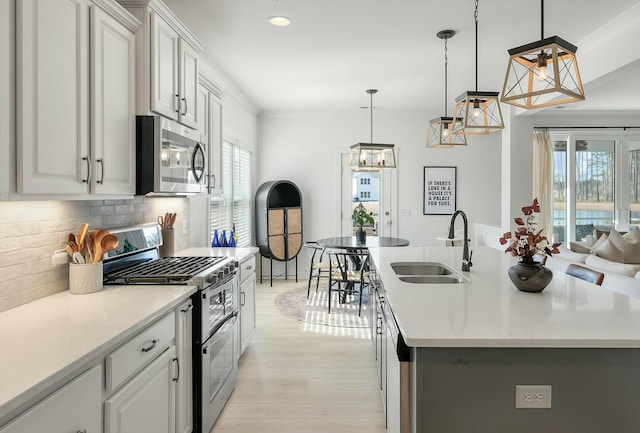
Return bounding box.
[209,141,252,247]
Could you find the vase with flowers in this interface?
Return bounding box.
[500,198,561,293]
[352,202,375,243]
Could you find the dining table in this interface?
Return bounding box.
[316,236,410,249]
[316,236,410,301]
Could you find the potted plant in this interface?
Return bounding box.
[499,198,561,292]
[352,203,374,243]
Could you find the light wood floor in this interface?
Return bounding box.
[210,278,385,433]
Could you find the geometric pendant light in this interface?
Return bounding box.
[451,0,504,135]
[501,0,584,109]
[427,30,467,148]
[349,89,397,170]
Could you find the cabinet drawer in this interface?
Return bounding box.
[240,255,256,284]
[106,311,175,392]
[0,365,102,433]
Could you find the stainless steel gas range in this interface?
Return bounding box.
[103,224,239,433]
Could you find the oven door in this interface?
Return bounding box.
[201,275,236,339]
[201,314,238,433]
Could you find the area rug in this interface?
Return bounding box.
[275,285,370,328]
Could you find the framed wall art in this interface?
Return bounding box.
[423,166,457,215]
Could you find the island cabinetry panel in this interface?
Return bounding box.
[413,347,640,433]
[17,0,139,196]
[0,365,102,433]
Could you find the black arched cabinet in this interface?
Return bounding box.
[255,180,303,285]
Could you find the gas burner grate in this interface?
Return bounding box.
[105,256,226,284]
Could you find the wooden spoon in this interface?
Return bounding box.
[92,230,109,263]
[65,243,75,258]
[76,223,89,253]
[101,234,119,256]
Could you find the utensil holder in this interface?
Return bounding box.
[159,229,175,258]
[69,262,103,294]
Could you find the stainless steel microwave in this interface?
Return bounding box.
[136,115,206,195]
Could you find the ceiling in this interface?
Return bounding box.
[164,0,640,114]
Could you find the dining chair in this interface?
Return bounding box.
[565,263,605,286]
[303,241,336,298]
[326,248,370,316]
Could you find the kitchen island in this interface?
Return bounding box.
[368,246,640,433]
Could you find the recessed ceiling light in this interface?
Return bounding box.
[268,16,291,26]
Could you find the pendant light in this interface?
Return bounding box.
[427,30,467,148]
[349,89,396,170]
[501,0,584,109]
[451,0,504,135]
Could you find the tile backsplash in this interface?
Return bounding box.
[0,197,190,312]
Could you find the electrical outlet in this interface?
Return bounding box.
[515,385,552,409]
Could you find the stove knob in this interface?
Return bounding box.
[218,270,225,279]
[206,273,217,284]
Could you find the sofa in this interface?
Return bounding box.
[544,229,640,300]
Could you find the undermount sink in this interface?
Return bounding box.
[398,275,468,284]
[391,261,468,284]
[390,262,452,276]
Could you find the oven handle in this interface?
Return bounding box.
[202,314,237,355]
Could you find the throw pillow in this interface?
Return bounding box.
[608,229,640,264]
[569,241,592,254]
[590,233,608,254]
[583,234,596,247]
[594,238,624,263]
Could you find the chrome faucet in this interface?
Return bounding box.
[448,210,473,272]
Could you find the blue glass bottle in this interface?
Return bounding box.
[228,231,236,247]
[212,230,220,247]
[220,230,227,247]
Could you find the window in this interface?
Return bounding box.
[551,132,640,242]
[210,141,252,247]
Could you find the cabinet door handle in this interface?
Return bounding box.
[245,265,253,270]
[97,158,104,184]
[77,430,87,433]
[82,155,91,184]
[173,357,180,382]
[181,303,193,313]
[182,97,188,116]
[141,338,159,353]
[210,174,216,189]
[240,291,246,306]
[175,94,181,113]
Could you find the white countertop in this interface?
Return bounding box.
[175,247,258,263]
[0,284,196,421]
[368,246,640,349]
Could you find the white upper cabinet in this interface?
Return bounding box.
[91,4,137,195]
[16,0,140,196]
[0,0,13,200]
[208,94,223,196]
[150,11,199,129]
[120,0,204,130]
[151,12,179,121]
[17,0,90,194]
[178,39,198,129]
[196,84,209,144]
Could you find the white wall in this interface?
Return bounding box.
[257,109,503,277]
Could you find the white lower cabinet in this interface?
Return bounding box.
[105,346,177,433]
[175,300,193,433]
[0,365,102,433]
[239,255,257,355]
